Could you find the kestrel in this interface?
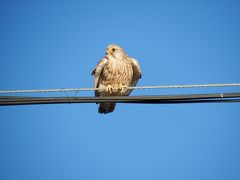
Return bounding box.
[92,44,142,114]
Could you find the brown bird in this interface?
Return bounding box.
[92,44,142,114]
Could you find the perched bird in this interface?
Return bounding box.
[92,44,142,114]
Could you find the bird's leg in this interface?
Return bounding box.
[106,85,113,94]
[119,84,127,94]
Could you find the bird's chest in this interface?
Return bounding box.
[102,59,133,85]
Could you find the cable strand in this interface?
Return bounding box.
[0,83,240,94]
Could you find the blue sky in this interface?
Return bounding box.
[0,0,240,180]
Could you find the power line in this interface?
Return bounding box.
[0,83,240,94]
[1,92,240,106]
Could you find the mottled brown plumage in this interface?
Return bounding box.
[92,44,142,114]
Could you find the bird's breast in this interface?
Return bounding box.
[102,58,133,87]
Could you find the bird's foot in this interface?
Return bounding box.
[106,85,113,94]
[119,85,127,94]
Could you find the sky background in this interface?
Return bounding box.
[0,0,240,180]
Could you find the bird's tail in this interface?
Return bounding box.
[98,103,116,114]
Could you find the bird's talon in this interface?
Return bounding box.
[119,85,127,94]
[106,85,113,94]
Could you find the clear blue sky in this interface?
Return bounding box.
[1,0,240,180]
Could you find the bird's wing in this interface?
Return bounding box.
[91,57,108,97]
[126,58,142,95]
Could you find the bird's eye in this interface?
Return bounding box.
[112,48,115,51]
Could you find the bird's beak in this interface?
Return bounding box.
[106,49,110,54]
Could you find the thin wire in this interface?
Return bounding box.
[0,83,240,94]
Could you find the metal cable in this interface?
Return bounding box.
[1,92,240,106]
[0,83,240,94]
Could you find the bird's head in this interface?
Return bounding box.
[106,44,126,58]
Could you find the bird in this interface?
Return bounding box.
[91,44,142,114]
